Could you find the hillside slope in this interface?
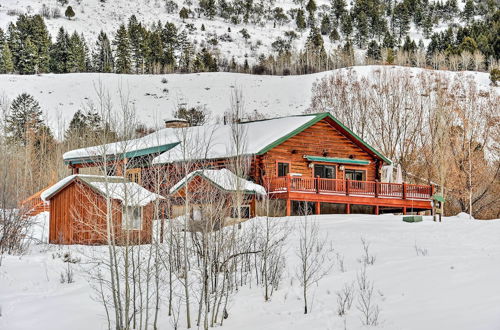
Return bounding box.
[0,65,495,133]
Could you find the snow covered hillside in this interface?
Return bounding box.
[0,65,495,133]
[1,213,499,330]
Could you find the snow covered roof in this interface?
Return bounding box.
[41,175,164,206]
[170,168,266,196]
[63,113,392,166]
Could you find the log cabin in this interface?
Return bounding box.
[41,175,164,245]
[61,112,434,217]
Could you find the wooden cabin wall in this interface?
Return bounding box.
[49,180,153,245]
[259,119,378,181]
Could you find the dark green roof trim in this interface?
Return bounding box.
[256,112,392,165]
[304,155,370,165]
[64,142,180,165]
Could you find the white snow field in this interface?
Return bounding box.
[0,65,495,133]
[1,213,499,330]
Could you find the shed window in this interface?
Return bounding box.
[126,168,141,184]
[231,205,250,219]
[277,162,290,177]
[123,206,142,230]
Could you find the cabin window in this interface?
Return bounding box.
[126,168,141,184]
[314,164,336,179]
[277,162,290,177]
[231,205,251,219]
[123,206,142,230]
[345,169,366,181]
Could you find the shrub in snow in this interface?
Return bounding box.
[356,265,380,326]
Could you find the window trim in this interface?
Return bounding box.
[126,168,142,184]
[122,205,143,231]
[276,160,291,177]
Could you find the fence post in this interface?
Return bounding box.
[316,175,320,194]
[346,179,350,196]
[402,182,407,199]
[375,180,379,197]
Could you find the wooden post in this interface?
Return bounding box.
[345,179,350,196]
[286,173,291,192]
[71,166,79,175]
[315,201,320,215]
[316,175,320,194]
[374,180,379,198]
[403,206,407,215]
[402,182,407,199]
[346,203,351,214]
[374,205,379,215]
[286,199,291,217]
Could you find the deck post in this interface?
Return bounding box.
[403,206,407,215]
[402,182,407,199]
[345,179,350,196]
[374,205,379,215]
[286,173,291,192]
[286,198,291,216]
[374,180,379,197]
[316,175,320,194]
[315,201,320,215]
[346,203,351,214]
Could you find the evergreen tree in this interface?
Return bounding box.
[366,40,381,61]
[306,0,317,15]
[49,27,71,73]
[179,7,189,21]
[5,93,46,146]
[18,37,39,74]
[65,110,111,146]
[463,0,474,22]
[331,0,347,25]
[355,11,369,47]
[393,2,411,40]
[0,41,15,73]
[320,15,331,35]
[296,9,307,30]
[65,6,75,20]
[329,28,340,42]
[93,31,114,72]
[402,36,417,52]
[13,15,51,73]
[113,24,132,74]
[68,32,87,72]
[383,31,395,49]
[340,12,353,37]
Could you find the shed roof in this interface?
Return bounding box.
[170,168,266,196]
[41,175,164,206]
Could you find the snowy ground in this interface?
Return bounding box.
[0,65,495,134]
[1,212,499,330]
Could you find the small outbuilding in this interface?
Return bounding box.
[41,175,164,245]
[169,168,266,227]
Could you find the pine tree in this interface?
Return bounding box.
[68,32,87,72]
[65,6,75,20]
[329,28,340,42]
[6,93,46,146]
[355,11,369,47]
[367,40,381,61]
[93,31,114,72]
[340,12,353,37]
[113,24,132,74]
[180,7,189,21]
[393,2,410,40]
[296,9,307,30]
[320,15,331,35]
[331,0,347,25]
[306,0,317,15]
[49,27,70,73]
[463,0,474,22]
[18,37,39,74]
[0,43,14,73]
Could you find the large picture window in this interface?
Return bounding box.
[122,206,142,230]
[345,169,366,181]
[277,162,290,177]
[314,164,336,179]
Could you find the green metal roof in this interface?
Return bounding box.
[304,155,370,165]
[256,113,392,165]
[64,142,180,165]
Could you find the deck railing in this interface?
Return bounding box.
[263,175,433,200]
[19,188,50,217]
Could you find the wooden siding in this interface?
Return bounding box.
[259,119,379,181]
[48,179,153,245]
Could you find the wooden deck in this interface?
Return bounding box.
[263,176,434,215]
